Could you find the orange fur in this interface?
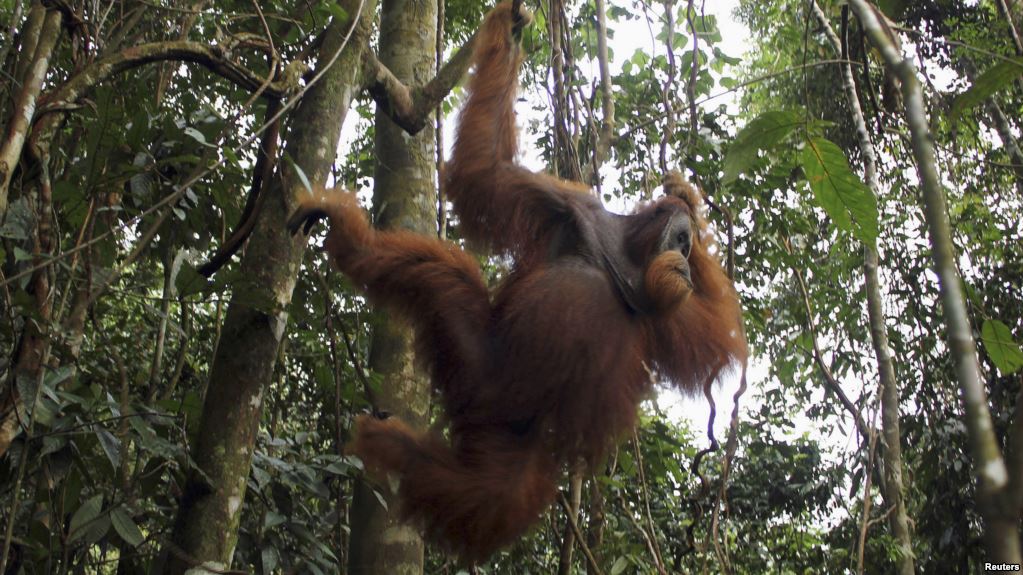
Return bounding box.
[291,2,746,564]
[645,250,693,311]
[663,171,704,219]
[349,415,556,564]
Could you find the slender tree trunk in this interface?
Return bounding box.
[163,2,378,571]
[586,478,606,575]
[0,6,60,214]
[810,4,915,571]
[12,2,45,89]
[848,0,1020,562]
[0,7,62,457]
[558,474,584,575]
[148,249,181,397]
[866,247,915,574]
[583,0,615,184]
[347,1,437,573]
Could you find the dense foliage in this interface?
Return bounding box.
[0,0,1020,573]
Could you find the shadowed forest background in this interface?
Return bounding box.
[0,0,1021,573]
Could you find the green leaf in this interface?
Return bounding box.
[287,154,313,193]
[630,49,649,68]
[799,137,879,246]
[877,0,910,19]
[323,460,353,475]
[95,427,121,469]
[261,547,280,574]
[223,147,241,167]
[110,506,145,547]
[68,495,104,544]
[672,31,688,50]
[611,556,629,575]
[0,197,32,240]
[13,246,31,262]
[40,435,66,457]
[723,111,803,184]
[950,59,1023,122]
[15,373,55,426]
[372,487,389,511]
[183,126,207,145]
[44,366,73,391]
[692,14,722,43]
[130,172,155,200]
[264,511,286,529]
[981,320,1023,375]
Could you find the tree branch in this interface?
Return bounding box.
[41,40,288,109]
[0,8,61,217]
[197,99,281,277]
[363,31,478,135]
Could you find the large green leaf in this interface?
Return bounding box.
[110,506,145,547]
[950,58,1023,122]
[981,320,1023,375]
[799,137,879,246]
[68,495,109,545]
[95,426,121,469]
[723,111,803,184]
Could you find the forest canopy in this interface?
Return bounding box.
[0,0,1021,573]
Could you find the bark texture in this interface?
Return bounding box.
[347,0,437,573]
[163,2,378,571]
[810,4,916,570]
[849,0,1019,563]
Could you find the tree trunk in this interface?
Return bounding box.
[558,474,584,575]
[0,7,62,458]
[163,2,378,571]
[809,4,916,571]
[0,5,60,214]
[347,1,437,573]
[848,0,1016,563]
[866,247,915,574]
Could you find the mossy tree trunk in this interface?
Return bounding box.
[347,0,438,573]
[163,2,379,571]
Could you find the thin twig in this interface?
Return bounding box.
[617,59,863,142]
[631,430,668,574]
